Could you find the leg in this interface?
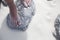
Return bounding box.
[21,0,32,7]
[5,0,21,26]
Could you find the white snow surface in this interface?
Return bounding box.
[0,0,60,40]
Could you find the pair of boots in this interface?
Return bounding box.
[7,0,35,31]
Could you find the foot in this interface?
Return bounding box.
[22,0,31,8]
[11,14,21,27]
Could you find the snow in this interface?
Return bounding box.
[0,0,60,40]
